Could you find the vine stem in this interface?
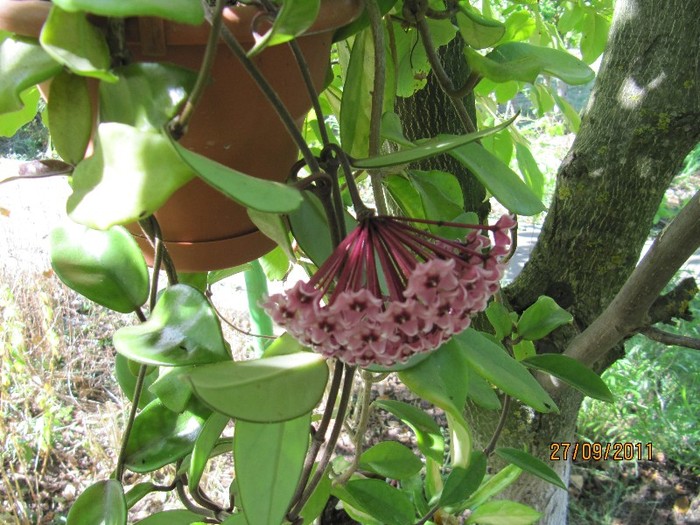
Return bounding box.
[170,0,226,139]
[207,2,320,173]
[364,0,389,215]
[483,395,511,456]
[288,364,356,521]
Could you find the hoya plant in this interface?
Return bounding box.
[0,0,614,523]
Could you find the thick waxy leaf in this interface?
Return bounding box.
[47,71,91,164]
[466,500,541,524]
[67,480,126,525]
[100,63,196,130]
[248,0,320,56]
[495,448,566,490]
[486,301,513,341]
[580,10,610,64]
[148,366,196,412]
[456,7,505,49]
[134,510,209,525]
[359,441,422,480]
[343,479,415,525]
[354,117,515,169]
[466,42,594,85]
[440,451,487,508]
[234,414,310,525]
[50,223,149,313]
[340,28,373,159]
[40,6,116,81]
[333,0,397,42]
[125,482,158,509]
[0,36,62,114]
[517,295,573,340]
[512,340,536,361]
[247,209,294,260]
[173,143,302,214]
[299,464,332,525]
[454,330,557,413]
[466,370,501,410]
[515,143,545,202]
[114,284,229,367]
[373,400,444,463]
[407,170,465,228]
[522,354,614,402]
[51,0,204,24]
[188,412,230,490]
[188,352,329,423]
[0,87,40,137]
[461,464,522,511]
[449,142,545,215]
[399,339,470,419]
[68,123,196,229]
[124,399,209,473]
[114,355,158,409]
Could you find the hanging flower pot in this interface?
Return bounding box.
[0,0,363,271]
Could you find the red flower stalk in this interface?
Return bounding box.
[264,214,516,367]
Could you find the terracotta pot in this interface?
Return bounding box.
[0,0,362,272]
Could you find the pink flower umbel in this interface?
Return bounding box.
[264,214,516,367]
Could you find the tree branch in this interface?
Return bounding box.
[640,327,700,350]
[565,190,700,368]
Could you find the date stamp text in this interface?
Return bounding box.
[550,442,653,461]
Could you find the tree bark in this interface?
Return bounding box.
[401,0,700,523]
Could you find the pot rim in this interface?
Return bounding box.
[0,0,363,45]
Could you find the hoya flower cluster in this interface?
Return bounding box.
[264,215,516,367]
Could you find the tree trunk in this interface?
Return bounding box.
[498,0,700,522]
[402,0,700,523]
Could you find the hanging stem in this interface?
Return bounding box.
[170,0,226,139]
[484,395,512,456]
[364,0,389,215]
[326,144,373,219]
[208,3,320,173]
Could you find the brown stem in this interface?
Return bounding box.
[640,327,700,350]
[483,395,511,456]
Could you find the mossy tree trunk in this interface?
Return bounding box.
[402,0,700,523]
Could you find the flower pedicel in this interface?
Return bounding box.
[264,214,516,367]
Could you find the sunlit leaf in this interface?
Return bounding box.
[114,355,158,409]
[67,480,126,525]
[0,87,40,137]
[47,71,91,164]
[359,441,422,480]
[516,295,573,340]
[343,479,415,525]
[495,448,566,490]
[466,500,541,524]
[134,510,208,525]
[188,412,230,491]
[52,0,204,24]
[456,7,505,49]
[440,451,487,508]
[248,0,320,57]
[188,352,329,423]
[50,223,149,313]
[235,414,310,525]
[522,354,614,402]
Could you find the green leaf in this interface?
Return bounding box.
[552,91,581,133]
[188,352,329,423]
[466,500,541,524]
[466,42,595,85]
[262,332,308,358]
[100,63,196,130]
[47,71,91,164]
[67,123,196,229]
[448,142,545,215]
[517,295,573,340]
[124,482,158,509]
[114,284,229,367]
[512,340,536,361]
[499,11,536,43]
[359,441,423,480]
[407,170,465,229]
[486,302,513,341]
[440,451,487,508]
[299,464,332,525]
[466,370,501,411]
[456,7,505,49]
[50,223,149,313]
[114,355,158,409]
[0,87,40,137]
[51,0,204,25]
[340,28,373,159]
[188,412,230,491]
[260,246,290,282]
[39,6,116,81]
[580,10,609,64]
[462,464,522,511]
[343,479,416,525]
[481,128,513,165]
[372,400,444,463]
[398,339,470,420]
[454,330,557,413]
[494,448,566,490]
[356,116,515,169]
[247,209,294,261]
[333,0,397,42]
[234,414,310,525]
[148,366,196,412]
[124,399,209,473]
[515,142,545,202]
[173,142,303,214]
[522,354,614,402]
[248,0,320,57]
[67,480,126,525]
[134,510,208,525]
[0,36,62,114]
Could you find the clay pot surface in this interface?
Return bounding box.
[0,0,362,271]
